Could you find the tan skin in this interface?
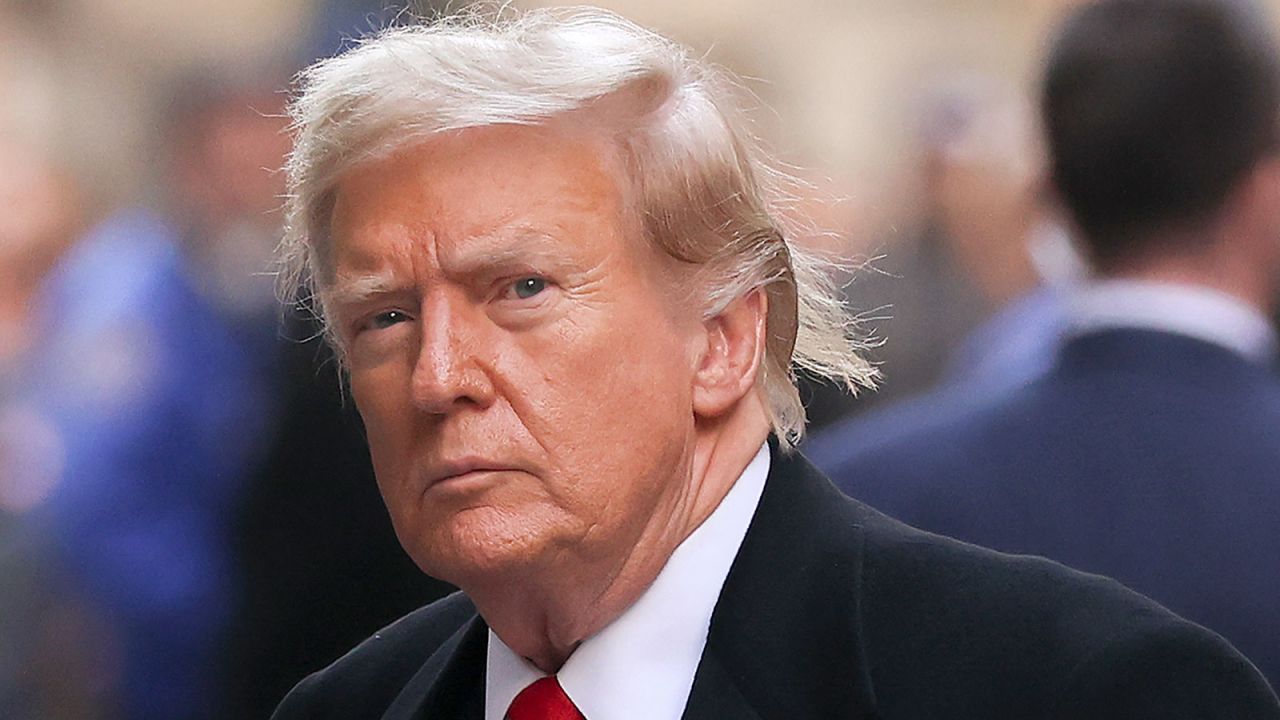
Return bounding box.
[326,122,772,673]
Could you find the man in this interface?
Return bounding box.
[272,8,1279,719]
[813,0,1280,688]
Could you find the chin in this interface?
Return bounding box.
[400,504,562,586]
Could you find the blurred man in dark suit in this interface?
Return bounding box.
[812,0,1280,687]
[270,7,1277,718]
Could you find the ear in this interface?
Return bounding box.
[1249,156,1280,211]
[692,288,768,418]
[1227,156,1280,243]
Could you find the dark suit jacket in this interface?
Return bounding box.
[273,442,1279,719]
[810,328,1280,689]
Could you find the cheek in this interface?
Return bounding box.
[349,364,415,473]
[501,303,696,499]
[524,306,691,423]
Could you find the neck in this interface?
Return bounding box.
[469,397,772,673]
[1103,236,1274,315]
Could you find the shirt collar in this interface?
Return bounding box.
[484,442,771,720]
[1067,279,1278,364]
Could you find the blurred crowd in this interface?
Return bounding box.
[1,0,1277,717]
[0,2,457,717]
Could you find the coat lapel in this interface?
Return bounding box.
[683,446,879,720]
[382,614,488,720]
[681,649,764,719]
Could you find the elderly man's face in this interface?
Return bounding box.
[327,124,702,584]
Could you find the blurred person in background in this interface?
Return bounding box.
[920,79,1084,394]
[0,140,84,380]
[799,76,1083,429]
[814,0,1280,687]
[797,87,992,429]
[0,118,120,720]
[806,78,1084,451]
[1,66,291,718]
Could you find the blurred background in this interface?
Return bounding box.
[1,0,1275,718]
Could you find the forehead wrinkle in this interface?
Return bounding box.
[327,210,442,294]
[438,225,569,275]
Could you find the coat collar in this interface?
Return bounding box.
[1058,326,1274,377]
[383,444,877,720]
[685,443,877,719]
[382,614,486,720]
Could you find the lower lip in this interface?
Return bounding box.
[429,469,510,491]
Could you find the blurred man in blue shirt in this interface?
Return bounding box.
[813,0,1280,687]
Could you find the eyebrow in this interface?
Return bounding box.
[325,271,408,308]
[325,226,571,308]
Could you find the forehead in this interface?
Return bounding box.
[327,123,631,275]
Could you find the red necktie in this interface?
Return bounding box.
[507,676,585,720]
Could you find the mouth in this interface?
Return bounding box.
[425,459,521,489]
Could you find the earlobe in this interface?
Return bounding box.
[692,289,768,418]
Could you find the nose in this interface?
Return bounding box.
[410,290,496,414]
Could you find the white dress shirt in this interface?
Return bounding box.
[484,443,771,720]
[1067,279,1278,364]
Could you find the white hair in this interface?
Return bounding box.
[280,6,877,449]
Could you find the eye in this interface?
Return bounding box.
[510,277,547,300]
[366,309,410,331]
